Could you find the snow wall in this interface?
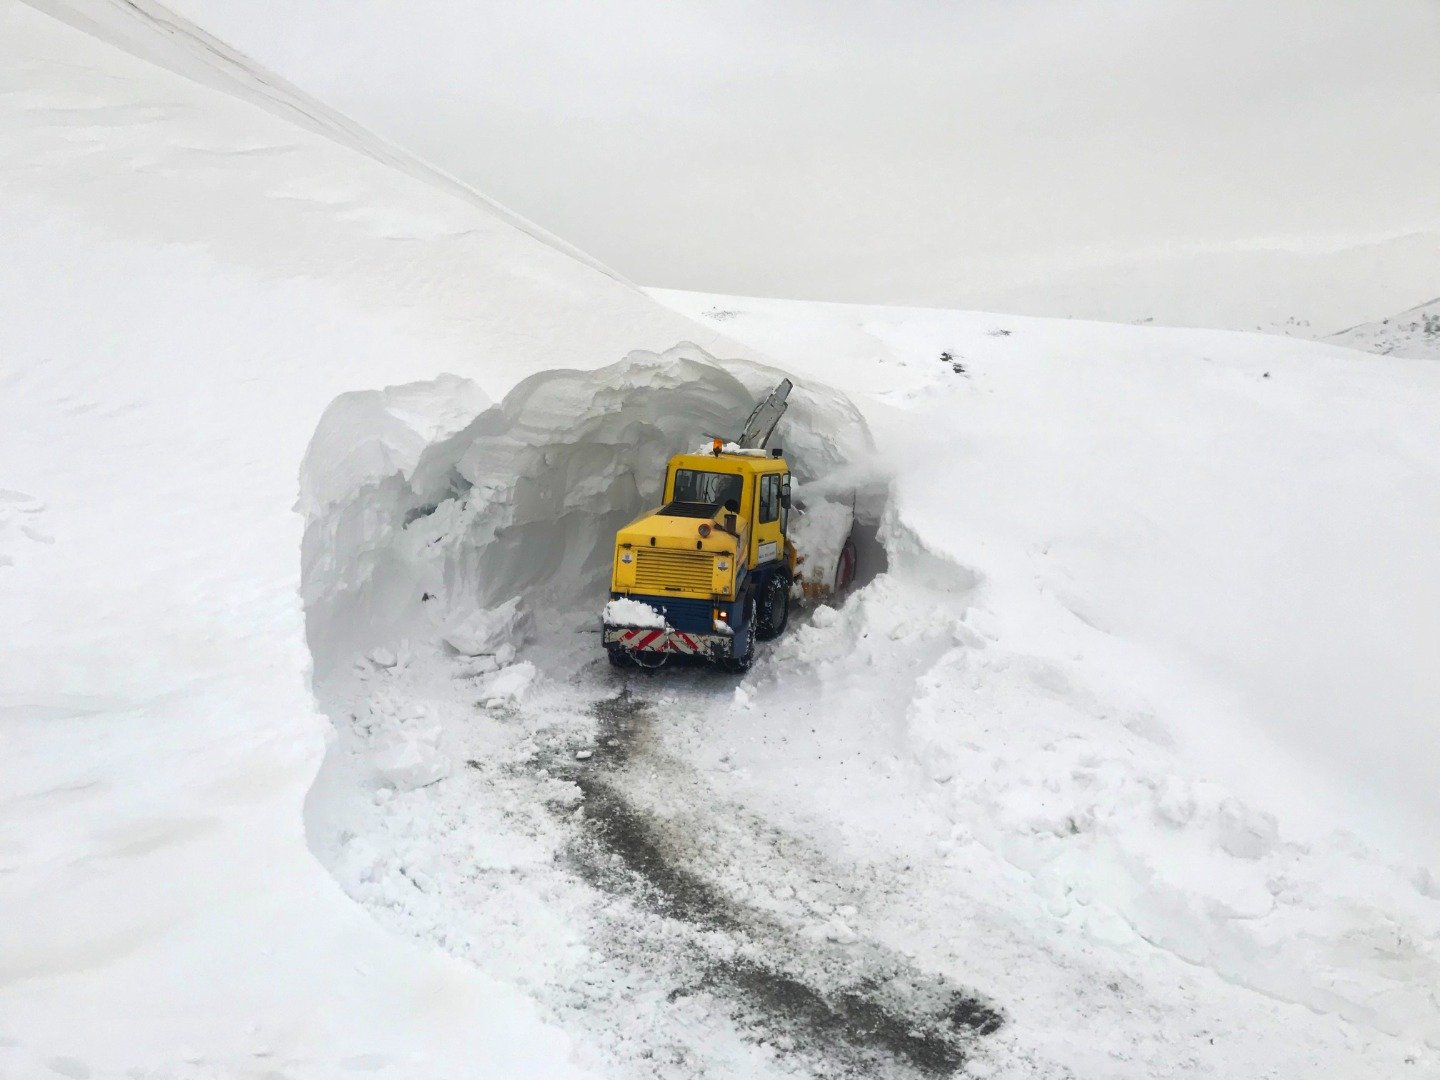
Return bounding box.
[298,344,877,674]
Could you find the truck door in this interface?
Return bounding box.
[753,471,785,568]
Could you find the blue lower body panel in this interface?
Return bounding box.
[632,595,715,634]
[604,592,742,659]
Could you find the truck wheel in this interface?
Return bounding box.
[720,596,757,673]
[756,573,789,640]
[607,647,632,668]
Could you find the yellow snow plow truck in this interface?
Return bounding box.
[602,380,856,672]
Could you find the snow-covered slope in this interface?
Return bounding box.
[0,2,760,1076]
[948,229,1440,339]
[652,289,1440,862]
[112,0,1440,337]
[24,0,623,284]
[1327,296,1440,360]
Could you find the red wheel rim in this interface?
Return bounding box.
[835,542,856,592]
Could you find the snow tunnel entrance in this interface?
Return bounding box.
[298,344,885,677]
[848,516,889,592]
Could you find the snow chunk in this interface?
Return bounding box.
[366,640,412,671]
[334,836,388,890]
[692,440,766,456]
[374,733,449,791]
[443,597,526,656]
[1152,776,1197,827]
[478,661,537,708]
[298,373,490,516]
[602,597,669,629]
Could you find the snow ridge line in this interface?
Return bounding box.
[1330,294,1440,337]
[22,0,635,288]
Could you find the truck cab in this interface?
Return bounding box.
[604,443,795,671]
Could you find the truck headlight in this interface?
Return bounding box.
[717,559,729,570]
[620,552,633,564]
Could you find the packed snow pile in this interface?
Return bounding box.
[298,373,493,514]
[298,344,874,674]
[441,596,528,659]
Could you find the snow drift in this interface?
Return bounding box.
[299,344,875,674]
[647,288,1440,1054]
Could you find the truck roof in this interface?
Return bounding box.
[669,450,788,474]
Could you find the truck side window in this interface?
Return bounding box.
[759,474,779,524]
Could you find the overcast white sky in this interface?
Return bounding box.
[171,0,1440,327]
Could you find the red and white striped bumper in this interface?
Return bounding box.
[603,627,728,656]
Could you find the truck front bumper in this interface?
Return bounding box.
[603,626,732,658]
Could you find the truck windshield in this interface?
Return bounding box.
[672,469,743,507]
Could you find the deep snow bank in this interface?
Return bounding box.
[645,287,1440,1058]
[0,2,792,1073]
[26,0,621,283]
[654,288,1440,866]
[299,344,874,673]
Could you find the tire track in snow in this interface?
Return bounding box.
[316,644,1002,1077]
[540,684,1003,1077]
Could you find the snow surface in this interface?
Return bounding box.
[3,1,1439,1077]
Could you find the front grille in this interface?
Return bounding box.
[634,548,714,593]
[659,500,721,519]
